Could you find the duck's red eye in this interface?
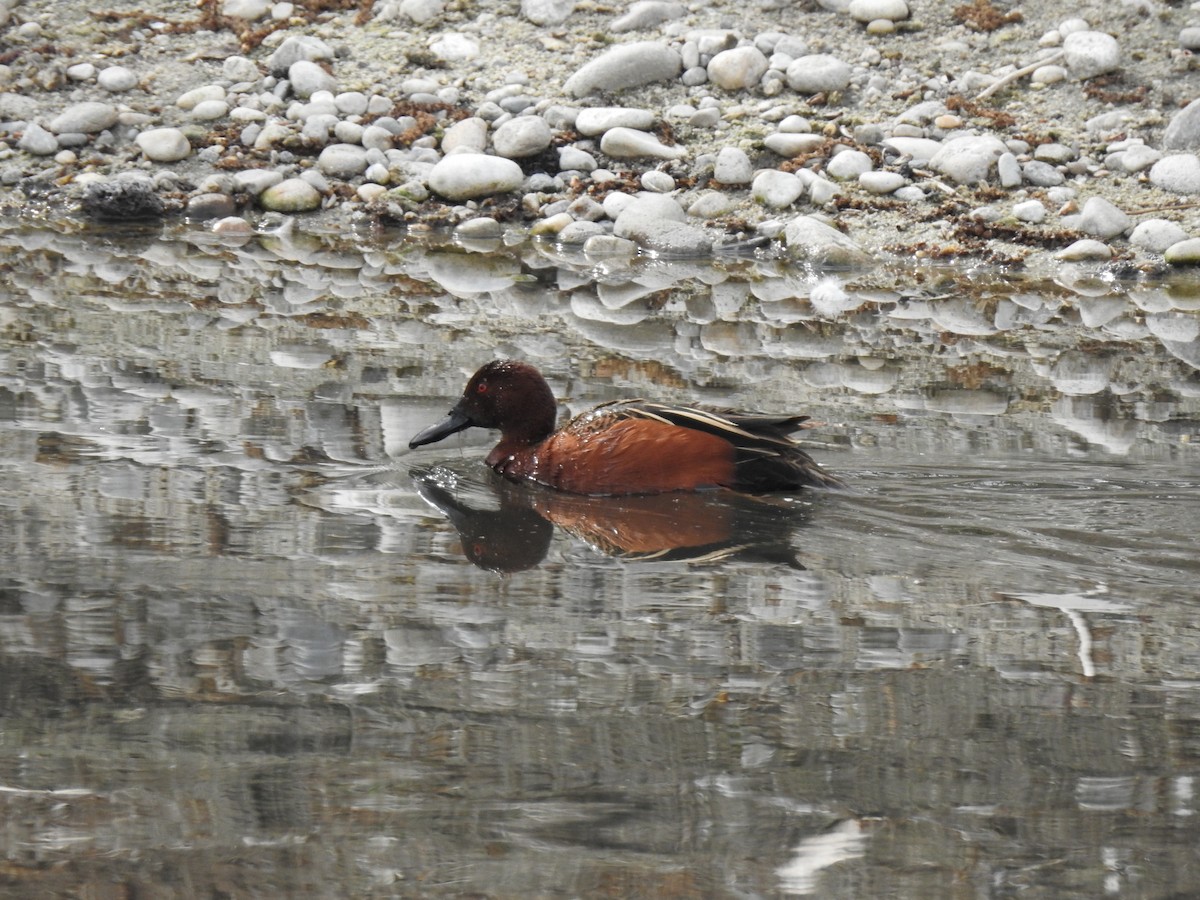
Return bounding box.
[476,382,488,394]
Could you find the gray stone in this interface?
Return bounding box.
[997,152,1023,188]
[492,116,553,158]
[0,91,38,121]
[18,122,58,155]
[859,171,905,194]
[289,60,337,99]
[1149,154,1200,194]
[1063,31,1120,80]
[98,66,137,92]
[427,153,525,199]
[401,0,444,22]
[564,42,683,97]
[1022,160,1065,186]
[1078,197,1131,239]
[687,191,734,217]
[764,133,825,157]
[1162,98,1200,151]
[785,55,852,93]
[848,0,907,22]
[223,56,261,83]
[1130,219,1188,253]
[929,135,1007,184]
[1055,239,1111,261]
[599,127,686,159]
[135,127,191,162]
[522,0,575,24]
[782,215,872,267]
[1181,27,1200,52]
[752,170,804,208]
[707,47,769,91]
[559,146,597,171]
[558,220,607,243]
[456,217,503,239]
[613,195,713,256]
[611,0,685,32]
[49,101,118,134]
[640,170,675,192]
[317,143,369,178]
[1164,237,1200,265]
[713,146,753,184]
[190,100,229,121]
[186,193,238,219]
[1115,144,1160,173]
[176,85,225,110]
[267,35,335,75]
[260,177,323,212]
[882,136,941,165]
[575,107,655,135]
[441,117,488,154]
[826,149,872,180]
[1011,199,1046,223]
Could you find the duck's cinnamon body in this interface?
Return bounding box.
[409,360,842,496]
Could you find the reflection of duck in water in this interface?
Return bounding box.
[412,466,815,572]
[409,360,843,496]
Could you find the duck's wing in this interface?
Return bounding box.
[607,401,808,447]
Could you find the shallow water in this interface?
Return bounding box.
[0,221,1198,898]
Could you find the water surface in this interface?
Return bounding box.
[0,221,1197,897]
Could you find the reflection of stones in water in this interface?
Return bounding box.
[1051,396,1138,455]
[247,765,314,831]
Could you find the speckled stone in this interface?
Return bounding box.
[260,177,323,212]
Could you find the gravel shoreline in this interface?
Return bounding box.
[5,0,1200,269]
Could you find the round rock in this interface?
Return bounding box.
[764,133,825,157]
[260,178,323,212]
[783,215,871,267]
[1062,31,1120,80]
[1078,197,1131,239]
[98,66,137,92]
[848,0,908,22]
[859,171,905,194]
[785,55,851,93]
[564,42,682,97]
[317,143,369,178]
[521,0,576,25]
[492,116,553,158]
[929,135,1007,185]
[18,123,59,156]
[49,101,118,134]
[713,146,753,184]
[1055,239,1111,261]
[599,127,686,159]
[707,47,769,91]
[1164,238,1200,266]
[826,149,873,180]
[1150,154,1200,194]
[289,60,337,99]
[135,127,191,162]
[427,153,525,200]
[1129,219,1188,253]
[751,170,804,208]
[613,195,713,256]
[1162,98,1200,151]
[575,107,655,136]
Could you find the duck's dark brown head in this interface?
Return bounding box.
[409,360,559,450]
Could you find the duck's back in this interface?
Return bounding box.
[491,400,841,496]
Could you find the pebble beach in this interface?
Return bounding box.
[5,0,1200,269]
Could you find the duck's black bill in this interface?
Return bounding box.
[409,406,473,449]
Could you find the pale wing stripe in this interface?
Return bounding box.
[641,403,795,447]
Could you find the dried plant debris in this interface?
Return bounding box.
[952,0,1023,32]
